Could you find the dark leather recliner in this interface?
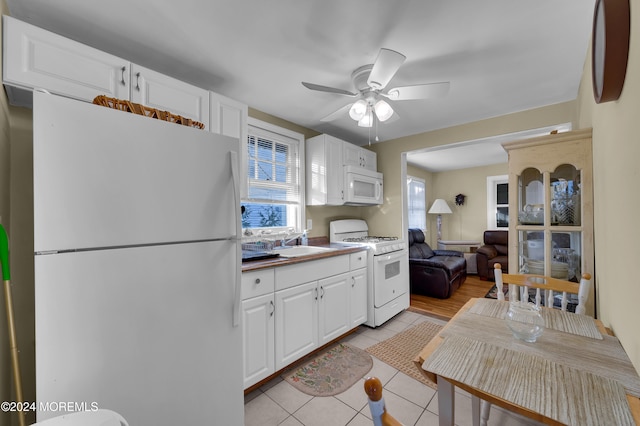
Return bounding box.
[476,230,508,281]
[408,229,467,299]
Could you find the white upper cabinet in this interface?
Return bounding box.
[306,134,379,206]
[209,91,247,140]
[306,134,345,206]
[130,64,210,130]
[210,92,248,197]
[2,16,244,141]
[3,15,130,107]
[343,142,377,171]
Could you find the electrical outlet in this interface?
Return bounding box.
[306,219,312,230]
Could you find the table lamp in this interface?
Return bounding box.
[428,199,452,241]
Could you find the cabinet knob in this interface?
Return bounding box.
[135,72,141,91]
[269,300,274,317]
[120,66,126,86]
[254,278,261,284]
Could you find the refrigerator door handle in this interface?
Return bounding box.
[230,150,242,328]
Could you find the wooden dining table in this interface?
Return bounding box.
[415,298,640,426]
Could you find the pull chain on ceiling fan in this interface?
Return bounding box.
[302,48,450,128]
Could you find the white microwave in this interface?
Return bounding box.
[344,166,383,205]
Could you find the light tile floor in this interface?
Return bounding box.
[244,310,543,426]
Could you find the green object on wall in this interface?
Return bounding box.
[0,224,10,281]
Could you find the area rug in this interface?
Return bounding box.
[282,343,373,397]
[366,321,443,389]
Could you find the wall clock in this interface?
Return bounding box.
[591,0,630,103]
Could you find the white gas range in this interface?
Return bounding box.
[329,219,409,327]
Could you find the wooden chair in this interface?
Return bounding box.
[493,263,592,314]
[364,377,403,426]
[473,263,593,425]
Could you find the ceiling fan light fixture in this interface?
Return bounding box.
[357,109,374,127]
[374,99,393,122]
[349,99,368,121]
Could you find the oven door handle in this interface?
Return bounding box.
[375,248,407,262]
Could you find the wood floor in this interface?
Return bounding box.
[409,274,495,321]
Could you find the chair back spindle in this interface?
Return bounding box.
[364,377,403,426]
[493,263,591,313]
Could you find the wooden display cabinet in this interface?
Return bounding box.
[502,129,595,316]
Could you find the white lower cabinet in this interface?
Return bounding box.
[350,268,368,327]
[274,281,319,371]
[318,273,351,345]
[242,250,368,389]
[242,293,274,389]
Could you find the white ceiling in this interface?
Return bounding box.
[6,0,594,151]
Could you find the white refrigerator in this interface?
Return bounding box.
[32,91,243,424]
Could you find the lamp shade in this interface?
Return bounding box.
[374,99,393,122]
[349,99,368,121]
[357,109,374,127]
[428,199,452,214]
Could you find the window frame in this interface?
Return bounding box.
[407,175,427,232]
[242,117,305,235]
[487,174,509,229]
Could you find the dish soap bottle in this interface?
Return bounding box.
[301,231,308,246]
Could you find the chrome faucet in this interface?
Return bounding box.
[280,234,300,247]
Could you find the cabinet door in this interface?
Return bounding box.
[318,273,351,344]
[344,143,377,170]
[306,134,344,205]
[242,294,275,389]
[130,64,210,130]
[209,92,247,139]
[275,281,318,370]
[3,16,129,107]
[350,269,368,327]
[361,149,377,171]
[210,92,248,197]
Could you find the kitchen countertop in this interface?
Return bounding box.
[241,243,367,272]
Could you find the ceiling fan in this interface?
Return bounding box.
[302,48,450,128]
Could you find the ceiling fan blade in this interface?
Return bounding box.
[320,103,353,122]
[302,82,358,97]
[384,82,450,100]
[367,48,406,90]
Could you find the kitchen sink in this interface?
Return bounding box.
[273,246,337,258]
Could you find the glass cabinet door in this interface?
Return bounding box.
[550,164,581,226]
[515,164,585,282]
[518,168,544,225]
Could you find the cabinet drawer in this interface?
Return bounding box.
[275,255,350,291]
[242,269,275,299]
[350,251,368,270]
